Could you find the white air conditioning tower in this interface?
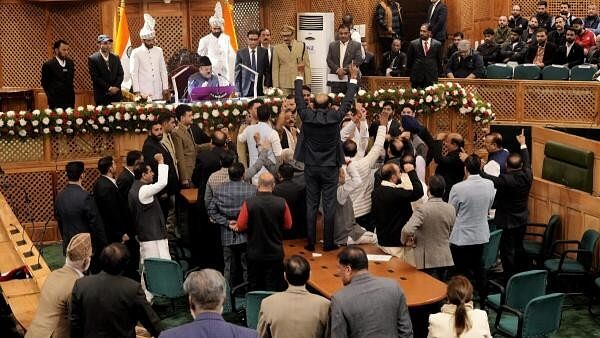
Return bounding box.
[297,12,335,94]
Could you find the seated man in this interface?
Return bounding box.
[500,28,527,63]
[187,56,229,100]
[525,28,556,68]
[554,26,585,68]
[160,269,258,338]
[446,40,485,78]
[379,38,406,77]
[477,28,500,66]
[257,255,330,338]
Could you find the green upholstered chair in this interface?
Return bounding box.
[495,293,565,338]
[523,215,561,267]
[144,258,186,299]
[541,65,570,80]
[486,270,548,318]
[543,230,600,294]
[541,141,594,194]
[590,277,600,315]
[245,291,275,329]
[570,64,597,81]
[486,63,513,79]
[482,229,503,271]
[513,64,541,80]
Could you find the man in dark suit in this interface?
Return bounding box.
[326,24,363,94]
[41,40,75,109]
[407,23,443,88]
[525,28,557,68]
[88,35,124,106]
[427,0,448,43]
[274,163,306,239]
[192,131,229,270]
[379,38,407,76]
[117,150,144,201]
[235,29,271,97]
[360,39,376,76]
[93,156,130,245]
[70,243,162,338]
[554,27,585,68]
[55,162,106,270]
[294,63,359,251]
[481,130,533,277]
[142,116,180,221]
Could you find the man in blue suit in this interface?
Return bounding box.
[293,62,359,252]
[235,29,271,97]
[159,269,258,338]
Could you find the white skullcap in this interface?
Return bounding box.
[209,2,225,28]
[484,160,501,177]
[140,13,156,40]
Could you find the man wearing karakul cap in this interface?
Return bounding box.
[188,56,230,95]
[26,233,93,338]
[130,13,170,101]
[198,2,236,84]
[272,25,311,94]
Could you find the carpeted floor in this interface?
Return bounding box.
[39,243,600,337]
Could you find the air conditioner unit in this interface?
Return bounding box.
[297,12,335,94]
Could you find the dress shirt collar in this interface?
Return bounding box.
[428,197,443,202]
[103,175,118,187]
[466,174,482,181]
[339,40,349,47]
[55,56,66,67]
[193,312,225,322]
[349,271,371,284]
[249,47,257,53]
[286,285,309,294]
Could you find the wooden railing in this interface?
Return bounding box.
[362,77,600,128]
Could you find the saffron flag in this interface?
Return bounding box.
[222,0,238,52]
[114,7,132,90]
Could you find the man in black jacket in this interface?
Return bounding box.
[477,28,500,66]
[70,243,161,338]
[481,130,533,277]
[500,28,527,63]
[379,38,407,76]
[116,150,144,201]
[407,23,443,88]
[554,27,585,68]
[88,35,124,106]
[525,28,557,68]
[372,162,423,257]
[55,161,106,273]
[294,62,358,251]
[41,40,75,109]
[427,0,448,42]
[274,163,306,239]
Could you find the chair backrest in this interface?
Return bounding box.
[482,229,503,270]
[577,229,600,269]
[513,64,541,80]
[570,64,597,81]
[170,65,199,101]
[541,65,570,80]
[542,215,561,258]
[505,270,548,311]
[521,293,565,337]
[486,64,513,79]
[143,258,185,299]
[542,141,594,193]
[245,291,275,329]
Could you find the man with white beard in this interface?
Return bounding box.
[198,2,236,84]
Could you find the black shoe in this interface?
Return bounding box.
[322,244,340,252]
[304,244,315,252]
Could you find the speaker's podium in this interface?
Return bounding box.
[189,86,235,101]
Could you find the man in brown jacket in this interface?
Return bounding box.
[26,233,93,338]
[172,104,197,188]
[257,255,330,338]
[272,25,311,94]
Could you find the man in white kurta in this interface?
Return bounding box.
[197,2,236,84]
[130,14,169,101]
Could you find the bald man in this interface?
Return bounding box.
[236,172,292,291]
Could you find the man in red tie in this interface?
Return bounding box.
[406,23,443,88]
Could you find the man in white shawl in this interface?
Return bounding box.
[130,14,169,101]
[198,2,236,84]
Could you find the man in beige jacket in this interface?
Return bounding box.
[26,233,93,338]
[172,104,197,188]
[272,25,311,94]
[257,255,329,338]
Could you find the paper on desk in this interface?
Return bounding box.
[327,74,348,82]
[367,254,392,262]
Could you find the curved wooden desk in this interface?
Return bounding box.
[284,240,447,307]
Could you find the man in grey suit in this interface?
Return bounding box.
[330,246,413,338]
[235,29,271,97]
[327,24,363,94]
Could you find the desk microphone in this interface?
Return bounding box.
[16,185,33,247]
[29,218,51,271]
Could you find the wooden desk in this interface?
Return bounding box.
[0,87,34,112]
[284,240,447,307]
[180,188,198,204]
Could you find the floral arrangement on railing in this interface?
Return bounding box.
[0,82,493,138]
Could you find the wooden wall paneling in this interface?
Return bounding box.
[268,0,298,44]
[346,0,378,52]
[233,0,262,49]
[0,3,48,88]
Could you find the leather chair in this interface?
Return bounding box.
[541,141,594,193]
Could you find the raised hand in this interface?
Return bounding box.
[516,128,526,145]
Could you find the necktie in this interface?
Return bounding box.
[424,41,429,55]
[188,127,195,144]
[251,49,256,71]
[288,45,292,52]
